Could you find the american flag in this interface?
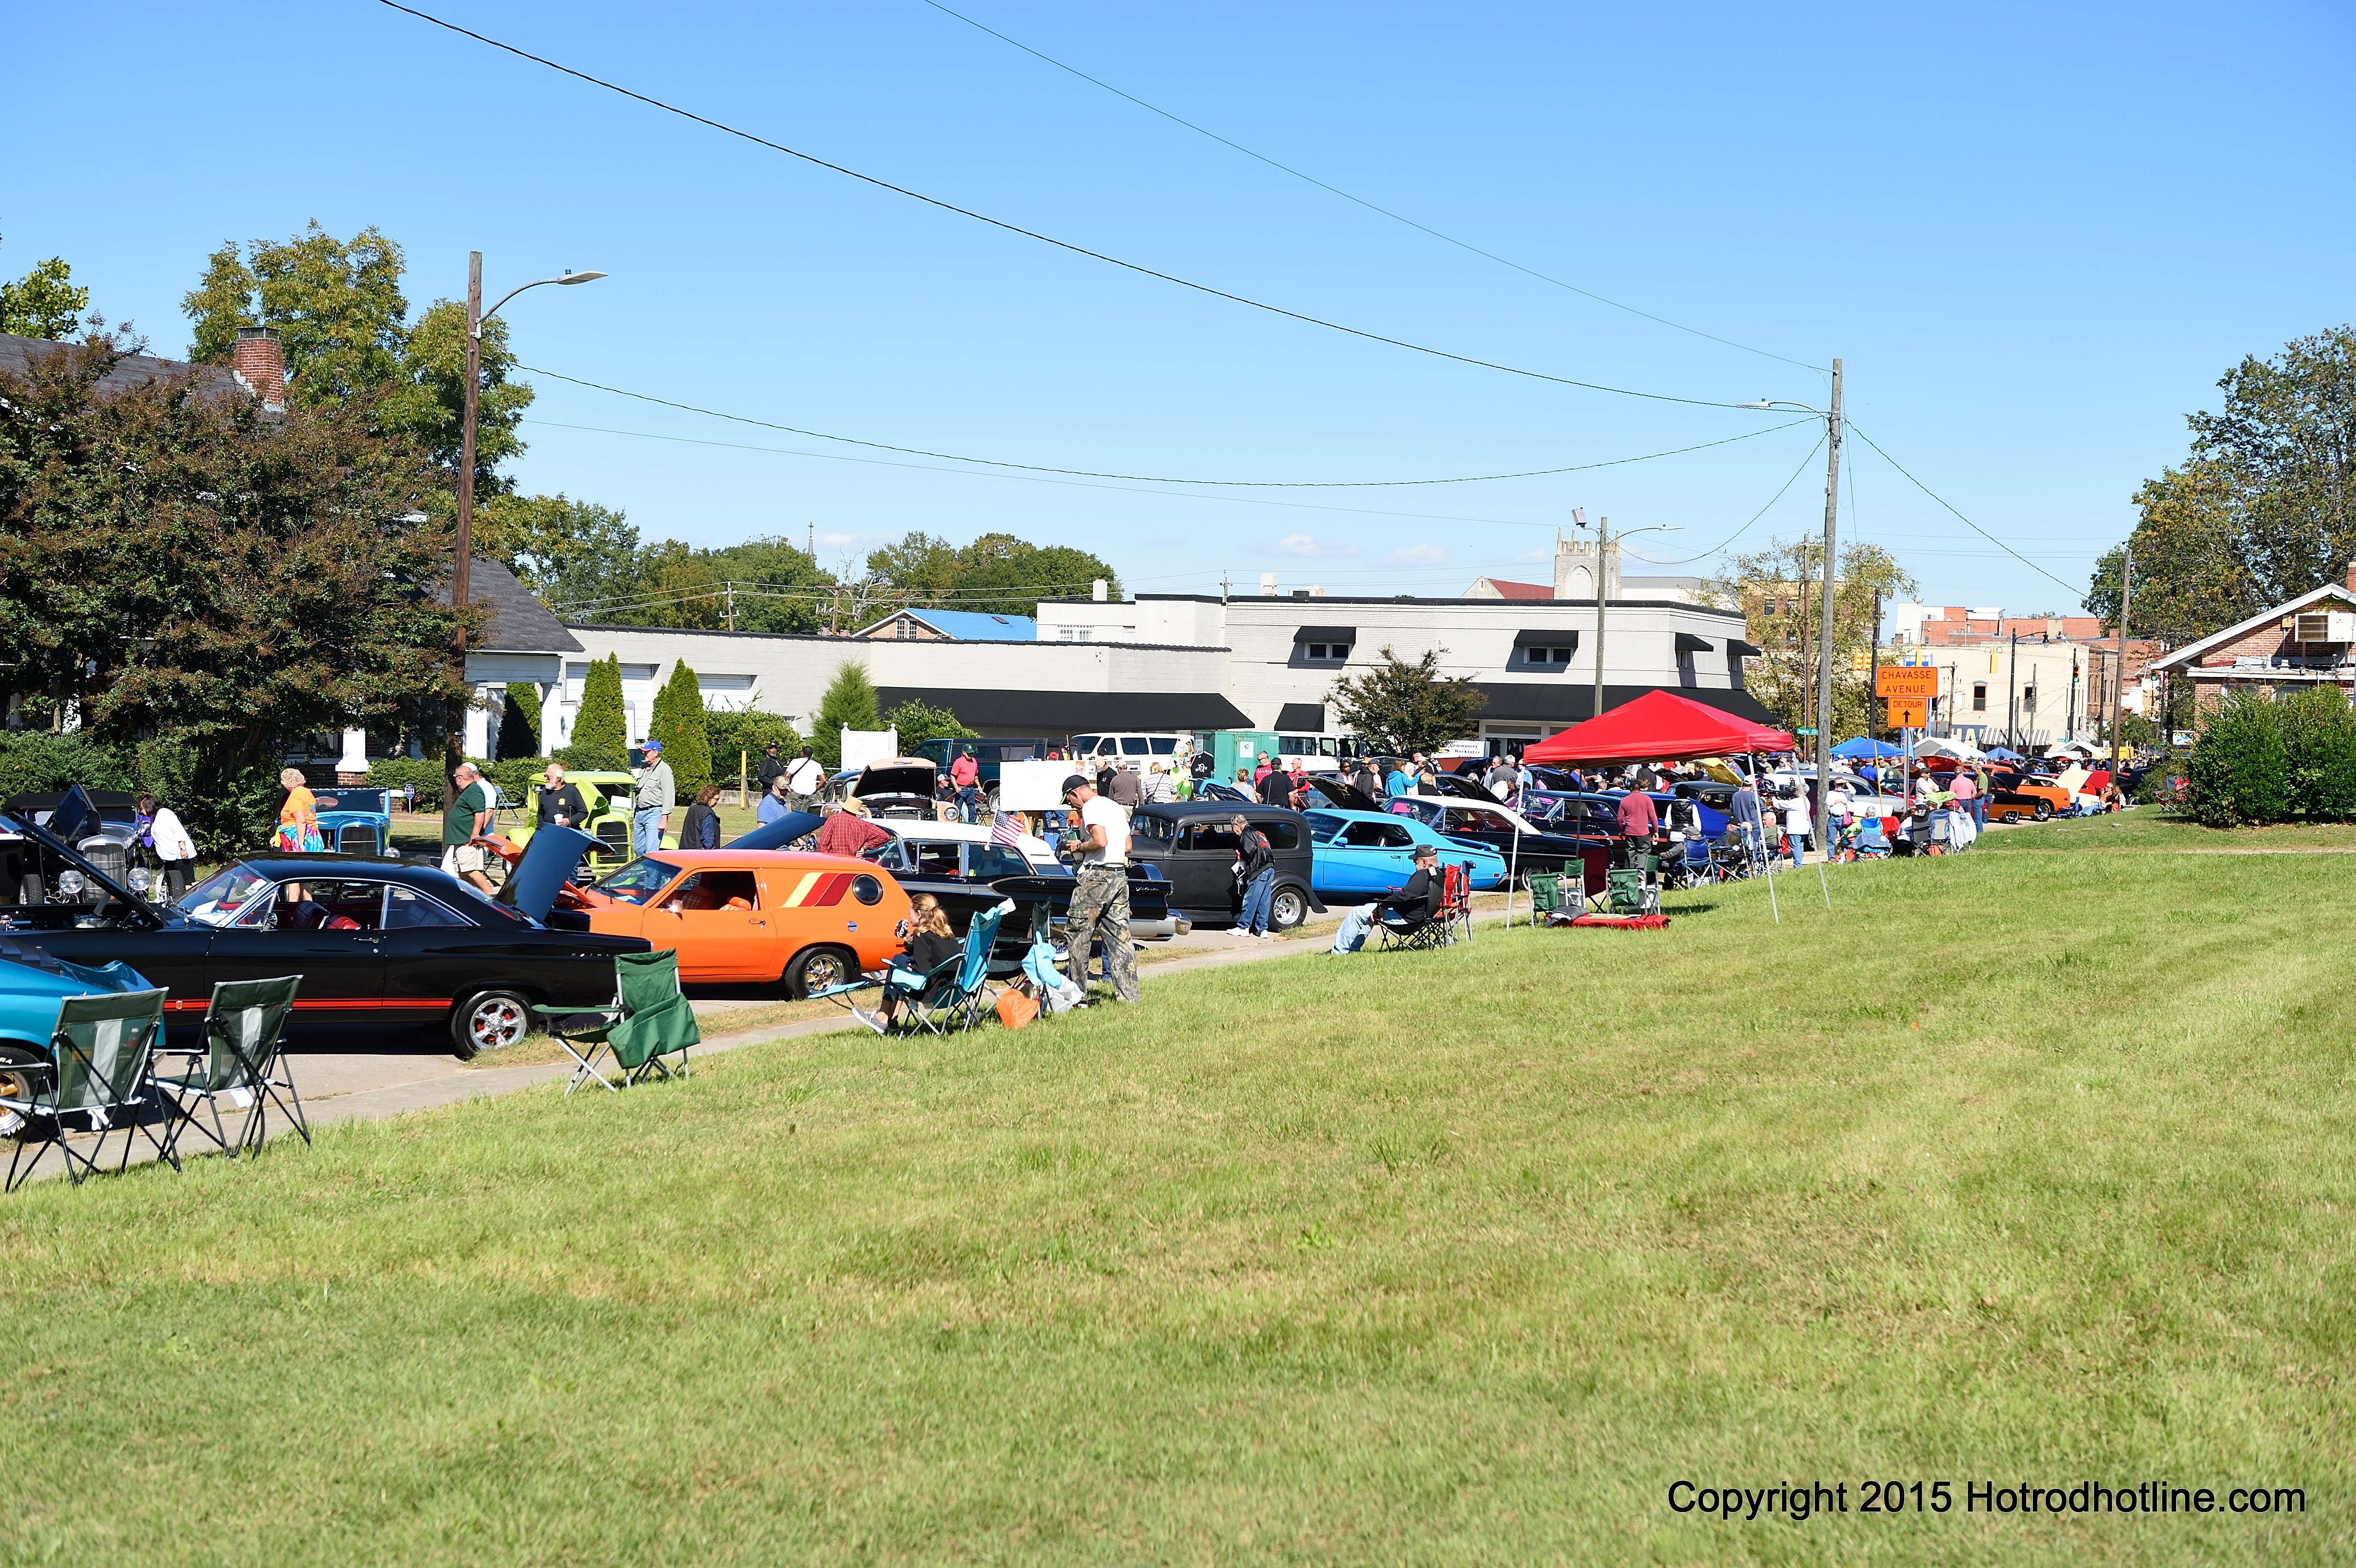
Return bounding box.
[991,810,1026,848]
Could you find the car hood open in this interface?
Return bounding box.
[0,805,168,920]
[500,824,601,923]
[724,811,825,851]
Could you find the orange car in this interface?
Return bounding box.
[567,850,913,995]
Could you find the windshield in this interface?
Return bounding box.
[179,864,273,926]
[1303,811,1344,842]
[594,856,684,906]
[320,788,388,815]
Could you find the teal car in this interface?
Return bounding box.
[1302,809,1507,899]
[0,944,154,1137]
[313,786,395,858]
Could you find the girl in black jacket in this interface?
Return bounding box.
[856,894,961,1032]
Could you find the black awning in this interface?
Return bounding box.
[1273,702,1326,731]
[1469,682,1778,727]
[1514,629,1579,648]
[874,687,1251,737]
[1675,632,1714,654]
[1727,639,1764,657]
[1292,625,1356,643]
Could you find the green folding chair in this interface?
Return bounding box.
[1527,871,1568,925]
[4,988,173,1190]
[1603,867,1659,916]
[538,950,701,1095]
[150,976,309,1161]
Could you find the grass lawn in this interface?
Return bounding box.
[4,812,2350,1564]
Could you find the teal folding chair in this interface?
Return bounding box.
[828,900,1014,1035]
[4,987,173,1190]
[150,976,308,1160]
[537,950,700,1094]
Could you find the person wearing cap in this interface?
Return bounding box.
[1058,773,1139,1004]
[632,740,675,854]
[1328,842,1440,954]
[816,794,891,859]
[756,741,788,795]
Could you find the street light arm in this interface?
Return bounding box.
[475,271,608,336]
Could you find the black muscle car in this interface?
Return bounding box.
[0,809,650,1058]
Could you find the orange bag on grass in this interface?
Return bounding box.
[995,987,1040,1030]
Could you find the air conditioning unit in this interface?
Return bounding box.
[2293,610,2356,643]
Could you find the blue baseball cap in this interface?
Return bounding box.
[642,739,662,753]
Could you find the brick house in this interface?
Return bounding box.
[2146,564,2356,710]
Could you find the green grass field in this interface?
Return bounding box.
[4,813,2350,1564]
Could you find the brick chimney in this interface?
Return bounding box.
[2346,559,2356,593]
[231,326,286,412]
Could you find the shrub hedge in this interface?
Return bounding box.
[2184,687,2356,826]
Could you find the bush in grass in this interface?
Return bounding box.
[649,662,712,794]
[812,662,879,771]
[565,654,628,772]
[2185,692,2290,826]
[2277,685,2356,820]
[705,710,803,785]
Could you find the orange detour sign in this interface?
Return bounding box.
[1886,697,1928,728]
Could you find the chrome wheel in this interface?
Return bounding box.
[788,946,852,997]
[1271,887,1307,930]
[0,1052,37,1138]
[461,992,530,1055]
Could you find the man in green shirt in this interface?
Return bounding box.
[442,762,495,892]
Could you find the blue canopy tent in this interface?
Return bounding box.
[1831,737,1904,761]
[1985,746,2028,763]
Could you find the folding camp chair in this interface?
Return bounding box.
[1379,866,1469,952]
[1603,865,1660,917]
[537,950,700,1094]
[4,987,173,1190]
[150,976,308,1160]
[880,900,1013,1035]
[1527,871,1570,926]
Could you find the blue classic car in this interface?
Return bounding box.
[1302,809,1506,898]
[313,787,396,859]
[0,941,154,1136]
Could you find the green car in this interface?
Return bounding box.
[504,771,676,871]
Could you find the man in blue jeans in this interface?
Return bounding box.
[1329,844,1439,953]
[632,739,675,854]
[1228,814,1276,938]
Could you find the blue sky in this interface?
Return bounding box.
[11,1,2352,611]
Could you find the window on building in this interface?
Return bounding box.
[1303,642,1351,662]
[1522,645,1573,665]
[1972,683,1988,712]
[2021,685,2038,713]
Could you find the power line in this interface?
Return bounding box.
[379,1,1764,411]
[1841,419,2087,599]
[518,363,1812,488]
[1644,432,1827,565]
[912,0,1826,374]
[521,418,1547,527]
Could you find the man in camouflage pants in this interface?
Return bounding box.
[1059,773,1140,1004]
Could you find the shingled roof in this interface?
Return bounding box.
[0,333,248,402]
[440,555,584,655]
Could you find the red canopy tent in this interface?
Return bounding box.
[1522,690,1796,765]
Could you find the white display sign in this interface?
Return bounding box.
[997,759,1073,812]
[839,727,899,773]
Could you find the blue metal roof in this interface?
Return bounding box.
[902,610,1037,641]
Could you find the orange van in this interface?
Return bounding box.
[572,850,913,995]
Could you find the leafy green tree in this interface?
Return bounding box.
[1328,647,1486,754]
[2185,691,2291,827]
[813,662,880,770]
[649,661,712,793]
[564,654,628,770]
[475,492,643,614]
[2092,326,2356,640]
[881,698,974,751]
[0,235,90,339]
[182,223,532,508]
[949,533,1120,616]
[497,682,542,759]
[0,335,473,852]
[1713,538,1915,736]
[2086,458,2258,642]
[864,531,960,600]
[699,535,831,632]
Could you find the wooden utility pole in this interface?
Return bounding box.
[446,250,483,782]
[1869,588,1882,740]
[1810,359,1844,846]
[2107,544,2133,766]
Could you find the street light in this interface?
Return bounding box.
[1576,515,1681,723]
[447,256,605,776]
[1741,359,1845,853]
